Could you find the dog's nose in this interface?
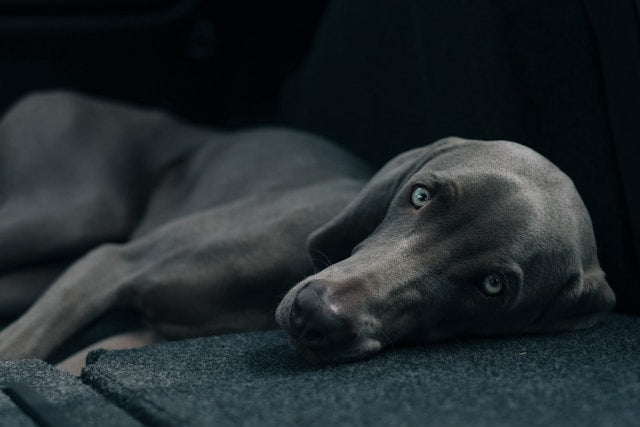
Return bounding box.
[289,280,357,350]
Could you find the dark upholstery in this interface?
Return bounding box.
[81,314,640,426]
[0,359,140,426]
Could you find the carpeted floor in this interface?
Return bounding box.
[77,313,640,426]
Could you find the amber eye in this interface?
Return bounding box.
[411,186,431,208]
[481,274,505,296]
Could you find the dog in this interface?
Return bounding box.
[0,91,615,367]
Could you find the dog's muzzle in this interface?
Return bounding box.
[277,278,386,363]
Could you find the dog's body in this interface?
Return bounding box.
[0,92,615,364]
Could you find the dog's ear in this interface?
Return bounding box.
[526,266,616,333]
[307,138,465,268]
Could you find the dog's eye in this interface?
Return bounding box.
[480,274,504,296]
[411,186,431,208]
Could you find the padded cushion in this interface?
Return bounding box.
[82,313,640,426]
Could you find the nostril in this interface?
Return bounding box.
[291,300,301,318]
[300,329,325,347]
[289,282,322,335]
[289,301,304,334]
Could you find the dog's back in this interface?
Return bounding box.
[0,92,372,360]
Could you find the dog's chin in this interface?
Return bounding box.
[284,335,384,365]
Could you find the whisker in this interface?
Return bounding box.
[378,327,397,355]
[309,248,332,271]
[276,277,307,300]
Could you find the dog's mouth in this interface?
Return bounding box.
[278,309,385,364]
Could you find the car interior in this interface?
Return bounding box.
[1,1,639,425]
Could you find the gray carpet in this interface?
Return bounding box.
[81,313,640,426]
[0,359,140,426]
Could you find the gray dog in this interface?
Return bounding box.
[0,92,615,366]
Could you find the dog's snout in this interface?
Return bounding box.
[289,281,356,351]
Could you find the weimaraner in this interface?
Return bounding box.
[0,91,615,366]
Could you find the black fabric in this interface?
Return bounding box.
[0,359,140,426]
[582,0,640,279]
[277,0,640,313]
[82,314,640,426]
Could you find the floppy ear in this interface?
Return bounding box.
[526,266,616,333]
[307,137,465,268]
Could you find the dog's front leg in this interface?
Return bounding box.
[0,244,134,360]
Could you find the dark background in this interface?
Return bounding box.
[1,0,638,313]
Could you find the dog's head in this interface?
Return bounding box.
[276,137,615,363]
